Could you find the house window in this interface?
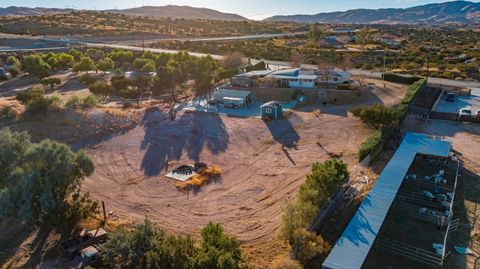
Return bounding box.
[265,108,273,113]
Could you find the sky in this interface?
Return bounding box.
[1,0,479,20]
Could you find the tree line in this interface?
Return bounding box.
[279,158,348,268]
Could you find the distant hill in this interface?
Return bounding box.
[265,1,480,24]
[0,6,73,16]
[106,5,248,21]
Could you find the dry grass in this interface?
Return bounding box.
[175,165,222,190]
[77,214,130,233]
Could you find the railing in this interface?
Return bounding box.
[376,237,445,268]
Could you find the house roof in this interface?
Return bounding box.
[234,70,273,78]
[323,133,451,269]
[260,101,282,108]
[268,68,300,77]
[274,74,318,80]
[214,89,252,99]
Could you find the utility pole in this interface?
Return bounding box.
[141,27,145,52]
[382,48,387,80]
[426,55,430,83]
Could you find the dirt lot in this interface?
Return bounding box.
[81,79,408,244]
[0,74,408,267]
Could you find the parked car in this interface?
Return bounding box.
[68,246,100,269]
[62,228,107,256]
[445,93,455,102]
[460,109,472,116]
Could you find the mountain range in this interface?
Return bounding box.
[265,1,480,24]
[0,1,479,24]
[105,5,247,21]
[0,5,247,21]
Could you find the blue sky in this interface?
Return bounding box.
[1,0,479,19]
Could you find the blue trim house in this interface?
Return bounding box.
[260,101,283,120]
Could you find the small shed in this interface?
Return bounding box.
[213,89,254,108]
[260,101,283,120]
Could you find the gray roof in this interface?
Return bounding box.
[214,89,252,99]
[260,101,281,108]
[323,133,451,269]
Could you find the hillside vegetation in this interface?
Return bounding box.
[0,11,305,37]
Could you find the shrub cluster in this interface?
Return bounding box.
[65,94,98,108]
[16,86,62,113]
[0,129,97,228]
[353,79,426,162]
[351,103,399,129]
[280,158,348,266]
[101,219,244,269]
[382,73,423,85]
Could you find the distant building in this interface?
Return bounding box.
[213,89,254,108]
[260,101,283,120]
[377,38,401,47]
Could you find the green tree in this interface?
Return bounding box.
[197,222,243,269]
[85,48,104,62]
[307,24,325,41]
[69,48,83,61]
[6,56,21,68]
[0,129,96,227]
[44,53,59,69]
[133,58,154,71]
[190,56,217,93]
[101,218,198,269]
[141,62,156,73]
[157,66,181,120]
[351,104,399,129]
[96,57,115,73]
[57,53,75,69]
[40,77,61,89]
[89,80,112,98]
[73,57,96,73]
[16,86,46,106]
[22,54,51,79]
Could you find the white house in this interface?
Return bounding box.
[231,67,352,89]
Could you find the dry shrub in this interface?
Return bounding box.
[191,174,208,187]
[204,165,222,177]
[175,165,222,190]
[270,255,302,269]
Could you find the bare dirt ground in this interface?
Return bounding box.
[0,76,408,268]
[83,109,372,242]
[81,80,408,245]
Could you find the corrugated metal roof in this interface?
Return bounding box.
[323,133,451,269]
[214,89,252,100]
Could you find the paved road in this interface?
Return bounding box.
[88,32,307,45]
